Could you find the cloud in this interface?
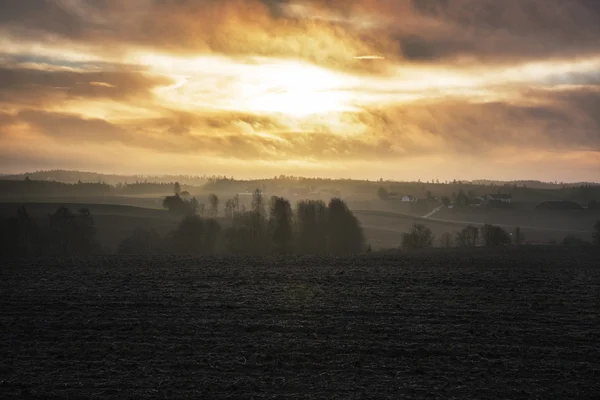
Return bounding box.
[7,85,599,162]
[0,64,171,108]
[1,0,600,180]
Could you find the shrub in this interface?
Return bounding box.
[439,232,454,248]
[402,224,434,250]
[481,224,511,247]
[455,226,479,247]
[563,235,590,246]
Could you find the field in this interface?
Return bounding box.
[1,246,599,398]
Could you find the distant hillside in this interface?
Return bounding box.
[2,170,598,188]
[1,170,210,186]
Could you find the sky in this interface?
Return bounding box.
[1,0,599,182]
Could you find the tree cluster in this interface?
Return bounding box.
[0,206,99,257]
[122,196,366,256]
[403,223,515,250]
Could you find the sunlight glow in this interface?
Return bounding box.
[138,53,358,116]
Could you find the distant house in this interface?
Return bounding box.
[401,195,417,203]
[484,194,513,204]
[535,201,583,211]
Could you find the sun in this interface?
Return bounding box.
[243,59,357,116]
[136,53,356,117]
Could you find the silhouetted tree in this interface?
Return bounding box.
[455,190,469,208]
[401,224,434,250]
[563,235,589,246]
[208,193,219,217]
[163,194,193,216]
[481,224,511,247]
[456,226,479,247]
[203,219,221,254]
[174,182,181,195]
[327,198,365,254]
[514,227,523,245]
[232,194,240,213]
[296,200,328,254]
[224,199,235,219]
[441,196,451,207]
[269,197,293,254]
[48,206,97,255]
[377,187,389,200]
[172,216,208,254]
[190,197,200,215]
[224,211,268,254]
[439,232,454,248]
[0,206,40,257]
[223,225,252,254]
[252,188,264,216]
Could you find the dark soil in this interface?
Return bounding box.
[1,246,599,399]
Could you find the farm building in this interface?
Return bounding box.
[484,193,513,203]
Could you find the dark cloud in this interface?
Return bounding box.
[0,65,171,106]
[397,0,600,63]
[363,88,600,154]
[2,0,599,69]
[17,110,128,143]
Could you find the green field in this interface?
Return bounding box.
[1,247,599,398]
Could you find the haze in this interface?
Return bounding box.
[1,0,599,182]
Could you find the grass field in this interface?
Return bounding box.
[1,247,599,398]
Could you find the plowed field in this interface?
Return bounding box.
[1,247,599,398]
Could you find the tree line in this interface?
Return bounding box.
[0,194,366,257]
[0,206,99,257]
[2,202,599,258]
[131,192,365,256]
[402,222,600,249]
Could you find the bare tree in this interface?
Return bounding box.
[439,232,454,248]
[252,188,264,216]
[401,224,434,250]
[190,197,200,216]
[208,193,219,218]
[481,224,511,246]
[224,199,235,219]
[269,197,293,254]
[456,226,479,247]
